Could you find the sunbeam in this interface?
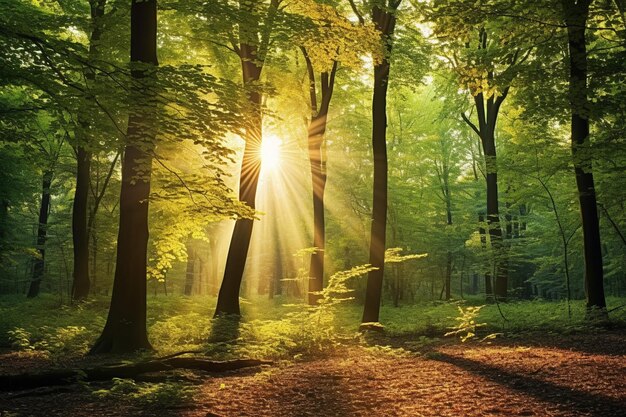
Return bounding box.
[260,134,283,174]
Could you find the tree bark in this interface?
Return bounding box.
[445,251,452,300]
[27,170,53,298]
[562,0,607,315]
[0,358,271,391]
[90,0,157,353]
[71,146,91,299]
[301,48,337,305]
[461,29,510,301]
[443,160,452,300]
[71,0,107,301]
[215,0,280,315]
[362,1,401,325]
[478,213,493,301]
[184,243,196,296]
[215,44,262,316]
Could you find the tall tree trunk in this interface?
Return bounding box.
[483,127,506,300]
[208,236,219,296]
[307,115,328,305]
[461,29,512,301]
[443,167,452,300]
[71,0,107,301]
[215,0,280,315]
[301,48,337,305]
[478,213,493,301]
[91,225,98,294]
[445,251,452,300]
[90,0,157,354]
[71,146,91,299]
[27,170,53,298]
[563,0,607,315]
[215,44,262,316]
[362,1,401,325]
[184,244,195,296]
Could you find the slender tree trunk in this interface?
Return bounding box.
[184,244,195,296]
[90,0,157,354]
[484,129,506,300]
[362,1,400,325]
[461,29,511,301]
[208,236,219,296]
[445,251,452,300]
[27,170,53,298]
[563,0,607,316]
[71,0,106,301]
[478,213,493,301]
[91,226,98,294]
[301,48,337,305]
[307,114,328,305]
[215,46,262,316]
[444,172,452,300]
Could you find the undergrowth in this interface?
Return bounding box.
[2,284,625,361]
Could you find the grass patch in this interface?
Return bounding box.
[1,293,624,361]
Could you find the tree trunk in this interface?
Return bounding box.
[461,29,511,301]
[208,236,219,296]
[445,251,452,300]
[307,115,328,305]
[0,357,271,391]
[71,146,91,300]
[478,213,493,301]
[444,172,452,300]
[91,225,98,294]
[301,48,337,306]
[90,0,157,354]
[184,244,195,296]
[215,47,262,316]
[563,0,607,316]
[71,0,107,301]
[484,130,506,300]
[362,2,400,325]
[27,170,53,298]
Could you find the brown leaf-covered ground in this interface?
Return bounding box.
[1,331,625,417]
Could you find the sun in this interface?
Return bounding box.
[260,134,282,172]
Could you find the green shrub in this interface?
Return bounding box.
[92,378,196,407]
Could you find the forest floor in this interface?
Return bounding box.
[1,330,625,417]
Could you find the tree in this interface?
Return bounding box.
[295,0,379,305]
[71,0,108,301]
[561,0,607,316]
[90,0,158,353]
[215,0,283,316]
[360,0,402,326]
[301,48,337,305]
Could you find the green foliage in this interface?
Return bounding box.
[444,305,489,342]
[92,378,196,408]
[2,295,626,363]
[7,327,34,351]
[7,325,91,357]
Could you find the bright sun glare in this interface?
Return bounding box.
[261,134,282,171]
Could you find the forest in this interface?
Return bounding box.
[0,0,625,415]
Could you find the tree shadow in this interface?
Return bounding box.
[432,351,626,416]
[256,368,355,417]
[485,330,626,357]
[206,315,242,357]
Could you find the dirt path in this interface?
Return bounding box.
[2,333,625,416]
